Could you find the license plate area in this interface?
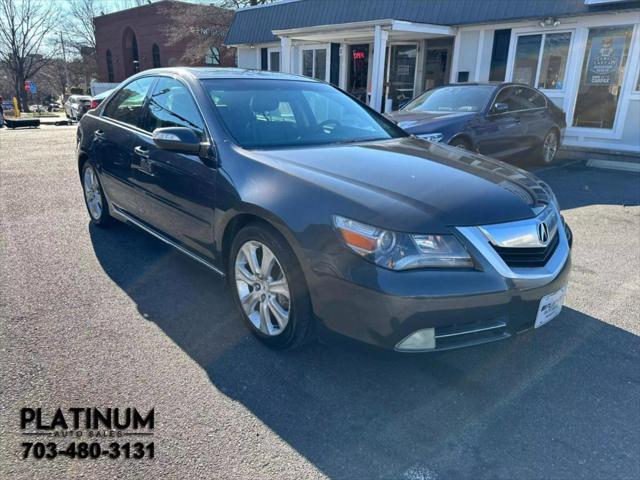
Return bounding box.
[535,286,566,328]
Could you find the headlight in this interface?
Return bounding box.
[333,215,473,270]
[418,133,444,143]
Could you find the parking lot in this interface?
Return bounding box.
[0,125,638,479]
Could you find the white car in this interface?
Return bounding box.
[64,95,92,121]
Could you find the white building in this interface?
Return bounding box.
[226,0,640,153]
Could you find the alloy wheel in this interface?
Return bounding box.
[83,165,103,220]
[543,132,558,163]
[234,240,291,336]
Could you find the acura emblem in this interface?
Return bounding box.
[537,221,550,245]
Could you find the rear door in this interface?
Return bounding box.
[512,87,550,151]
[131,76,216,259]
[92,76,156,218]
[475,86,527,158]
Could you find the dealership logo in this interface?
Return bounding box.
[20,407,154,438]
[537,221,550,245]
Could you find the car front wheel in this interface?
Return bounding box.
[229,223,314,350]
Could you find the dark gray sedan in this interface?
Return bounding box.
[76,68,572,352]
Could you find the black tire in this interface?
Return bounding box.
[449,137,471,150]
[81,161,113,228]
[538,130,559,165]
[229,223,315,350]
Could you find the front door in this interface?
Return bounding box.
[385,44,418,112]
[95,76,155,218]
[347,44,370,103]
[475,86,527,158]
[132,76,216,260]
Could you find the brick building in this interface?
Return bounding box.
[94,0,235,83]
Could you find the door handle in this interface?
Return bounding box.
[94,129,104,138]
[133,146,149,158]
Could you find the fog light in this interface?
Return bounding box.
[395,328,436,351]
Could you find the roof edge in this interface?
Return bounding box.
[237,0,302,12]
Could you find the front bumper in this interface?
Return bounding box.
[306,215,572,352]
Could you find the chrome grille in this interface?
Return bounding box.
[492,230,559,268]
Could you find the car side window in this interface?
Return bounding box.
[521,88,547,109]
[145,77,205,139]
[103,77,155,129]
[493,87,519,113]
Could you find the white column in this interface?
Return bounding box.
[339,43,348,90]
[473,30,486,82]
[280,37,293,73]
[450,32,461,83]
[369,25,388,112]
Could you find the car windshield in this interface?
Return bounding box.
[403,86,495,113]
[201,79,406,149]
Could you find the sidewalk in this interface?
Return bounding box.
[557,146,640,173]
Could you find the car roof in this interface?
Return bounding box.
[434,82,534,89]
[134,67,318,83]
[93,89,115,100]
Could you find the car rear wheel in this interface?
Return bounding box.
[229,224,314,350]
[541,130,559,164]
[81,162,112,227]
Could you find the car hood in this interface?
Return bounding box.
[242,137,553,232]
[387,110,477,131]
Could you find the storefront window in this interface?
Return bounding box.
[513,34,541,86]
[269,50,280,72]
[302,48,326,81]
[314,49,326,81]
[573,25,634,129]
[513,32,571,89]
[538,33,571,89]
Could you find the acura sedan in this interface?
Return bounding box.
[77,68,572,352]
[387,83,566,164]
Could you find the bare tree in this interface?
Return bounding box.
[160,2,235,66]
[219,0,276,8]
[64,0,159,55]
[65,0,99,54]
[0,0,58,111]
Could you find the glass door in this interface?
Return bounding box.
[348,44,369,103]
[424,42,452,91]
[572,25,634,129]
[385,44,418,111]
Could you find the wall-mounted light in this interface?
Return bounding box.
[539,17,560,28]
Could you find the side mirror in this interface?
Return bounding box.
[152,127,202,155]
[492,102,509,114]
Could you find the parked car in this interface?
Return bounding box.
[48,102,61,112]
[90,88,115,110]
[64,95,92,120]
[77,68,572,352]
[387,83,566,164]
[28,104,46,113]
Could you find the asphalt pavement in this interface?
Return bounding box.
[1,125,639,479]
